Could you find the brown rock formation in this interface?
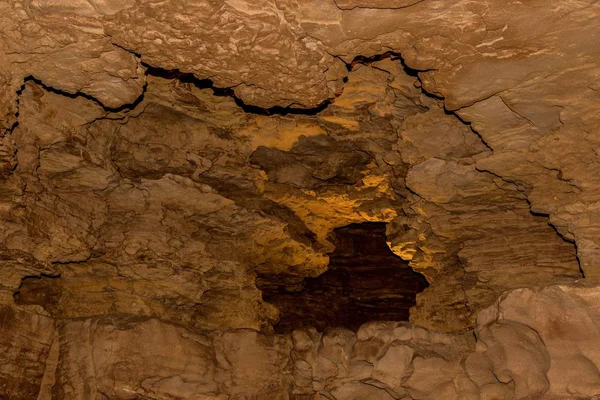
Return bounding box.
[257,222,429,333]
[0,0,599,398]
[7,281,600,399]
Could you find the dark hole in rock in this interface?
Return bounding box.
[13,275,61,311]
[257,222,429,333]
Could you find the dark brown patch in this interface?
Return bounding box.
[257,222,429,333]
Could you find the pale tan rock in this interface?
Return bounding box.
[214,329,294,398]
[478,283,600,399]
[53,317,222,399]
[1,0,600,398]
[404,356,475,400]
[371,343,414,391]
[475,322,551,399]
[105,0,341,109]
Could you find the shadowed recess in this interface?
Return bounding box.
[257,222,429,333]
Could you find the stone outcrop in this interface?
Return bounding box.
[5,281,600,399]
[1,0,600,398]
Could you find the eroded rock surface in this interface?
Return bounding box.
[4,281,598,399]
[257,222,429,333]
[1,0,600,398]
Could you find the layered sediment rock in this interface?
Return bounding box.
[1,0,599,398]
[257,223,429,333]
[5,282,599,399]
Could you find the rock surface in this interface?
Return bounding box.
[1,0,600,398]
[5,281,599,399]
[257,222,429,333]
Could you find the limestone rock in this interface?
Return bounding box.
[2,281,599,399]
[477,283,600,399]
[105,0,342,109]
[1,0,600,397]
[334,0,424,10]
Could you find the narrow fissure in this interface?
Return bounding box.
[21,75,147,114]
[143,64,332,116]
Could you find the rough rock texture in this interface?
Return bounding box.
[1,0,600,398]
[257,222,429,333]
[6,281,600,399]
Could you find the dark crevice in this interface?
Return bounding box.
[142,51,434,118]
[576,253,585,278]
[143,63,331,116]
[528,205,585,279]
[449,109,493,151]
[234,98,331,116]
[257,223,429,333]
[347,51,433,76]
[13,273,61,309]
[346,52,448,108]
[332,0,426,11]
[348,51,436,77]
[345,51,493,154]
[7,83,25,135]
[362,53,489,152]
[22,76,147,114]
[143,50,433,119]
[50,257,92,266]
[349,52,402,69]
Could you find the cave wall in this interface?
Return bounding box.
[0,51,582,334]
[257,223,429,333]
[4,282,600,399]
[1,0,600,398]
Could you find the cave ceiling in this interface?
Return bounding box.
[1,0,600,398]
